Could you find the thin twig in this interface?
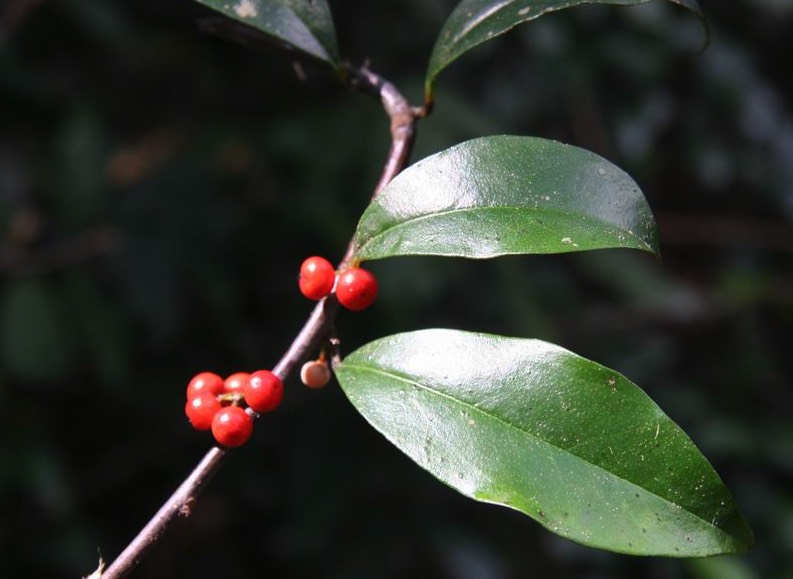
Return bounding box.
[272,294,339,380]
[97,63,421,579]
[98,448,227,578]
[344,63,418,196]
[338,63,419,268]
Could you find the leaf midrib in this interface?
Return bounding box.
[340,361,730,538]
[356,204,653,257]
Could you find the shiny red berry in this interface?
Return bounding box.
[243,370,284,413]
[186,372,224,399]
[298,256,336,300]
[211,406,254,447]
[224,372,250,394]
[336,267,378,311]
[185,393,222,431]
[299,256,336,300]
[300,360,331,389]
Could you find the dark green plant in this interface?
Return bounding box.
[93,1,752,577]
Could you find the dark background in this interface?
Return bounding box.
[1,0,791,577]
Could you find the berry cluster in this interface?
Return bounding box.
[299,256,378,311]
[184,370,283,447]
[184,256,370,445]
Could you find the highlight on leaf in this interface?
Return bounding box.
[352,135,660,262]
[335,329,754,556]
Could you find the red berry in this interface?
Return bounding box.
[186,372,224,399]
[299,256,336,300]
[243,370,284,413]
[185,393,222,431]
[224,372,250,394]
[300,360,331,389]
[211,406,254,447]
[336,267,378,311]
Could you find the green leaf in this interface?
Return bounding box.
[335,329,753,556]
[352,135,659,261]
[194,0,341,72]
[426,0,707,102]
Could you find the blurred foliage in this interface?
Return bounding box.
[0,0,791,578]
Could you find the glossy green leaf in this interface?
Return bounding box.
[426,0,706,102]
[194,0,341,72]
[335,329,753,556]
[352,135,659,261]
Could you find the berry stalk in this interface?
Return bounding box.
[97,63,421,579]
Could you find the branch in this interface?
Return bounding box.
[96,448,227,579]
[338,63,420,268]
[344,64,419,195]
[96,63,422,579]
